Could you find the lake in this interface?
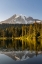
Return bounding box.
[0,39,42,64]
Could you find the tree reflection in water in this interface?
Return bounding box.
[0,39,42,52]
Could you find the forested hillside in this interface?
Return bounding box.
[0,22,42,39]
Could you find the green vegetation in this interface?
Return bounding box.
[0,22,42,39]
[0,39,42,52]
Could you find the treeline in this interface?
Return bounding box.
[0,22,42,38]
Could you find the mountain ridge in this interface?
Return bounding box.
[0,14,42,24]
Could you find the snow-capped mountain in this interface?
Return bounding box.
[0,14,42,24]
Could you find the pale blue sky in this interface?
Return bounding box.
[0,0,42,21]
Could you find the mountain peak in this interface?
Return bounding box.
[0,14,41,24]
[27,17,33,19]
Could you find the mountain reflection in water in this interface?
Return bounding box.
[0,39,42,63]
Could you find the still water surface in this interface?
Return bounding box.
[0,39,42,64]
